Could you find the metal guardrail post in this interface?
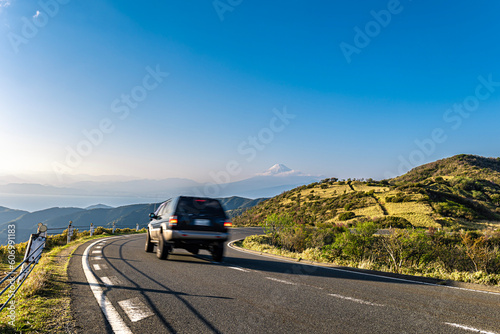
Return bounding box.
[67,221,73,244]
[0,223,47,313]
[90,223,94,237]
[112,221,116,234]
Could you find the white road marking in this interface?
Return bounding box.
[118,297,154,323]
[445,323,497,334]
[92,250,102,254]
[329,293,384,307]
[100,276,113,286]
[265,277,297,285]
[93,264,101,271]
[101,276,123,287]
[82,238,132,334]
[229,266,250,272]
[94,256,103,260]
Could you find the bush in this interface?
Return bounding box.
[436,200,479,220]
[375,216,413,229]
[338,211,355,221]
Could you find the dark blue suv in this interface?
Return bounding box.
[145,196,232,261]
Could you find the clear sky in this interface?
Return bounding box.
[1,0,500,184]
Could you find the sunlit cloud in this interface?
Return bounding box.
[33,10,40,18]
[0,0,11,14]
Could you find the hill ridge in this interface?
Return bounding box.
[234,154,500,231]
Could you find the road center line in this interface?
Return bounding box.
[228,266,250,272]
[444,322,497,334]
[82,238,132,334]
[265,277,297,285]
[329,293,384,307]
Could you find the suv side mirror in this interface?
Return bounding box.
[149,213,157,220]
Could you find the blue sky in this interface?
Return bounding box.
[1,0,500,184]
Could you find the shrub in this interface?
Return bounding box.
[338,211,355,221]
[436,200,479,220]
[375,216,413,229]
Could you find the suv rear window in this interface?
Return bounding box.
[176,197,226,217]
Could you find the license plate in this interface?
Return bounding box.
[194,219,211,226]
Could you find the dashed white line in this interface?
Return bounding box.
[92,250,102,254]
[445,323,496,334]
[82,238,132,334]
[94,256,103,260]
[329,293,384,307]
[228,266,250,272]
[118,297,154,323]
[100,276,123,287]
[265,277,297,285]
[100,276,113,286]
[93,264,102,271]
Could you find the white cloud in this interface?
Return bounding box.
[0,0,11,14]
[33,10,40,18]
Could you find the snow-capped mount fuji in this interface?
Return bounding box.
[219,164,322,198]
[259,164,294,176]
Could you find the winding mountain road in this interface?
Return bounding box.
[68,228,500,333]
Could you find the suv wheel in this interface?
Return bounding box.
[157,235,169,260]
[145,230,154,253]
[211,242,224,262]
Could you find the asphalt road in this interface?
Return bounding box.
[68,228,500,334]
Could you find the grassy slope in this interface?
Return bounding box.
[234,154,500,230]
[0,231,145,333]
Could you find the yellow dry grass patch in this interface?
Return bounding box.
[396,212,439,228]
[295,184,354,199]
[351,183,390,193]
[353,205,385,218]
[384,201,434,215]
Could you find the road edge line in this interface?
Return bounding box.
[228,239,500,296]
[82,237,133,334]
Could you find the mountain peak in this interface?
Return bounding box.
[259,164,295,176]
[269,164,292,174]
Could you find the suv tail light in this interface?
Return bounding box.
[224,221,232,227]
[169,216,178,226]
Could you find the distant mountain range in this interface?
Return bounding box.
[0,164,323,206]
[0,196,267,245]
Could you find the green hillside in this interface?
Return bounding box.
[234,154,500,231]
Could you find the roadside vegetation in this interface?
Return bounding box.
[240,214,500,286]
[234,155,500,286]
[0,227,145,333]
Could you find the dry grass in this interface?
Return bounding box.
[384,201,434,215]
[353,205,385,218]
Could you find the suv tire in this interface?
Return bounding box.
[145,230,154,253]
[211,242,224,262]
[157,235,169,260]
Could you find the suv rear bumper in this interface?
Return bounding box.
[163,229,229,242]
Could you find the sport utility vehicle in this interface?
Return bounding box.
[145,196,231,261]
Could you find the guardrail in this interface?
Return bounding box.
[0,223,47,312]
[0,221,143,312]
